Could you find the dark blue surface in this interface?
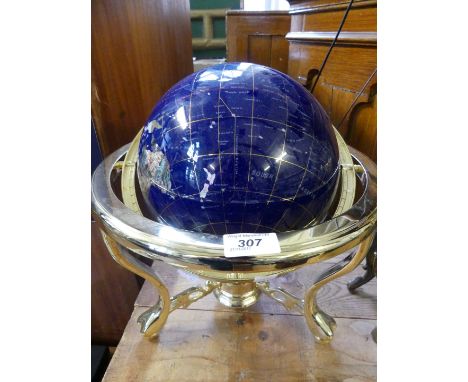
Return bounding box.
[137,63,339,234]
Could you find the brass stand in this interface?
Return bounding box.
[92,128,377,344]
[101,228,375,343]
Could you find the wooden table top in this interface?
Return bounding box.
[102,255,376,382]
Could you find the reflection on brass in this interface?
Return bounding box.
[304,232,375,342]
[257,281,304,314]
[170,282,218,311]
[91,127,377,343]
[213,282,260,308]
[101,231,170,338]
[121,128,142,215]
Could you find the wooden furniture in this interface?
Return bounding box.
[91,221,140,345]
[226,10,291,73]
[287,0,377,162]
[102,256,376,381]
[92,0,194,157]
[92,0,194,345]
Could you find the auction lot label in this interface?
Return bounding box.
[223,233,281,257]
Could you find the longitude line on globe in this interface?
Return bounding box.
[257,77,290,233]
[217,64,229,234]
[219,97,238,190]
[188,69,217,234]
[240,65,256,233]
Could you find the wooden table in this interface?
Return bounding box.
[102,254,376,382]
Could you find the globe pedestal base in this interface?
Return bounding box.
[213,282,260,308]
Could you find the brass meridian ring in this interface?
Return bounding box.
[92,130,376,275]
[119,127,355,221]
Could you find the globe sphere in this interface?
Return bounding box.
[137,62,339,234]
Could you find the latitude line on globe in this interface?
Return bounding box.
[158,189,313,218]
[161,115,317,144]
[169,152,322,182]
[147,190,217,234]
[290,165,342,229]
[247,190,314,216]
[191,221,279,233]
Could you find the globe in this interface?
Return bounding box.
[137,62,340,235]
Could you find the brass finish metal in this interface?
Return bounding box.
[213,282,260,308]
[101,230,219,338]
[170,282,219,311]
[333,126,356,217]
[121,128,142,215]
[257,281,304,313]
[91,127,377,343]
[101,231,170,338]
[303,232,375,342]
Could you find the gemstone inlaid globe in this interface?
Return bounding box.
[137,62,340,234]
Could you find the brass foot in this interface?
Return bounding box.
[101,231,171,338]
[304,232,376,343]
[101,231,218,338]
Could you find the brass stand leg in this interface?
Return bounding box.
[101,232,171,338]
[101,231,218,338]
[303,233,375,343]
[348,234,377,292]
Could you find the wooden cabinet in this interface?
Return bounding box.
[287,0,377,161]
[91,221,140,345]
[226,10,291,73]
[92,0,194,157]
[91,0,194,345]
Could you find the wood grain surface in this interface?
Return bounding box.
[287,0,377,162]
[226,11,291,74]
[103,253,376,381]
[135,257,376,320]
[91,221,140,345]
[92,0,194,157]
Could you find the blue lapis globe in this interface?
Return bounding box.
[137,62,340,234]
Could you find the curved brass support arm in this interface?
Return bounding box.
[101,231,219,338]
[303,232,375,343]
[101,231,171,338]
[257,281,304,314]
[169,282,218,311]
